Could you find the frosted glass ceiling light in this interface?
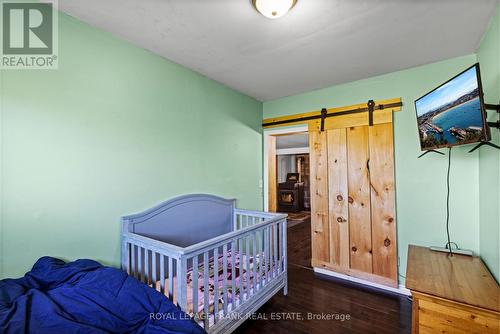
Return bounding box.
[252,0,297,19]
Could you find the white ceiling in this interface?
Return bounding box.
[59,0,498,101]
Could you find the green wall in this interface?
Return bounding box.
[477,5,500,282]
[264,54,483,284]
[0,13,263,278]
[1,6,498,286]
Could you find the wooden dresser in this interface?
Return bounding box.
[406,245,500,334]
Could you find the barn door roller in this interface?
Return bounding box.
[320,108,327,132]
[367,100,375,127]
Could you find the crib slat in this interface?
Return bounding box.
[267,226,272,282]
[268,227,272,282]
[192,256,198,316]
[283,220,288,276]
[238,237,244,304]
[138,247,143,282]
[168,257,174,299]
[262,228,266,284]
[222,244,228,315]
[160,255,165,295]
[203,252,209,330]
[152,252,157,286]
[146,250,154,284]
[236,216,240,249]
[176,258,184,308]
[128,243,133,278]
[125,243,130,275]
[150,250,154,284]
[246,236,251,299]
[262,229,266,286]
[252,232,257,292]
[273,223,278,278]
[213,247,219,323]
[266,227,269,281]
[150,251,153,284]
[131,244,137,279]
[278,222,283,275]
[231,240,236,309]
[237,217,241,248]
[145,249,150,284]
[257,230,263,290]
[264,228,269,285]
[270,226,274,280]
[271,226,275,279]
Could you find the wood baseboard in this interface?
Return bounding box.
[312,259,398,288]
[313,267,410,296]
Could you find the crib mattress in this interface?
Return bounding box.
[154,250,276,318]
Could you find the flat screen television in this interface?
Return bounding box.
[415,63,490,151]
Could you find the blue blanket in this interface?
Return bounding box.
[0,257,205,334]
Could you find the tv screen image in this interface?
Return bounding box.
[415,64,490,151]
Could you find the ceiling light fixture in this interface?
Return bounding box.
[252,0,297,19]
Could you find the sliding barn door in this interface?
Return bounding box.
[309,117,397,287]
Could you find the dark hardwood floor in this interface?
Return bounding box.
[235,219,412,334]
[287,218,312,269]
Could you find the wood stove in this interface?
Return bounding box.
[278,173,304,212]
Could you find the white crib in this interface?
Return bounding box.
[121,194,288,333]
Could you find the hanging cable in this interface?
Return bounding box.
[445,147,453,256]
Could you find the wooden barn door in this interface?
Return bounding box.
[309,111,397,287]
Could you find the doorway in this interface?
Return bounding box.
[264,127,311,268]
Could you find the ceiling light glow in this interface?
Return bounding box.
[252,0,297,19]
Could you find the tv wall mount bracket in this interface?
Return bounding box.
[468,102,500,153]
[485,103,500,129]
